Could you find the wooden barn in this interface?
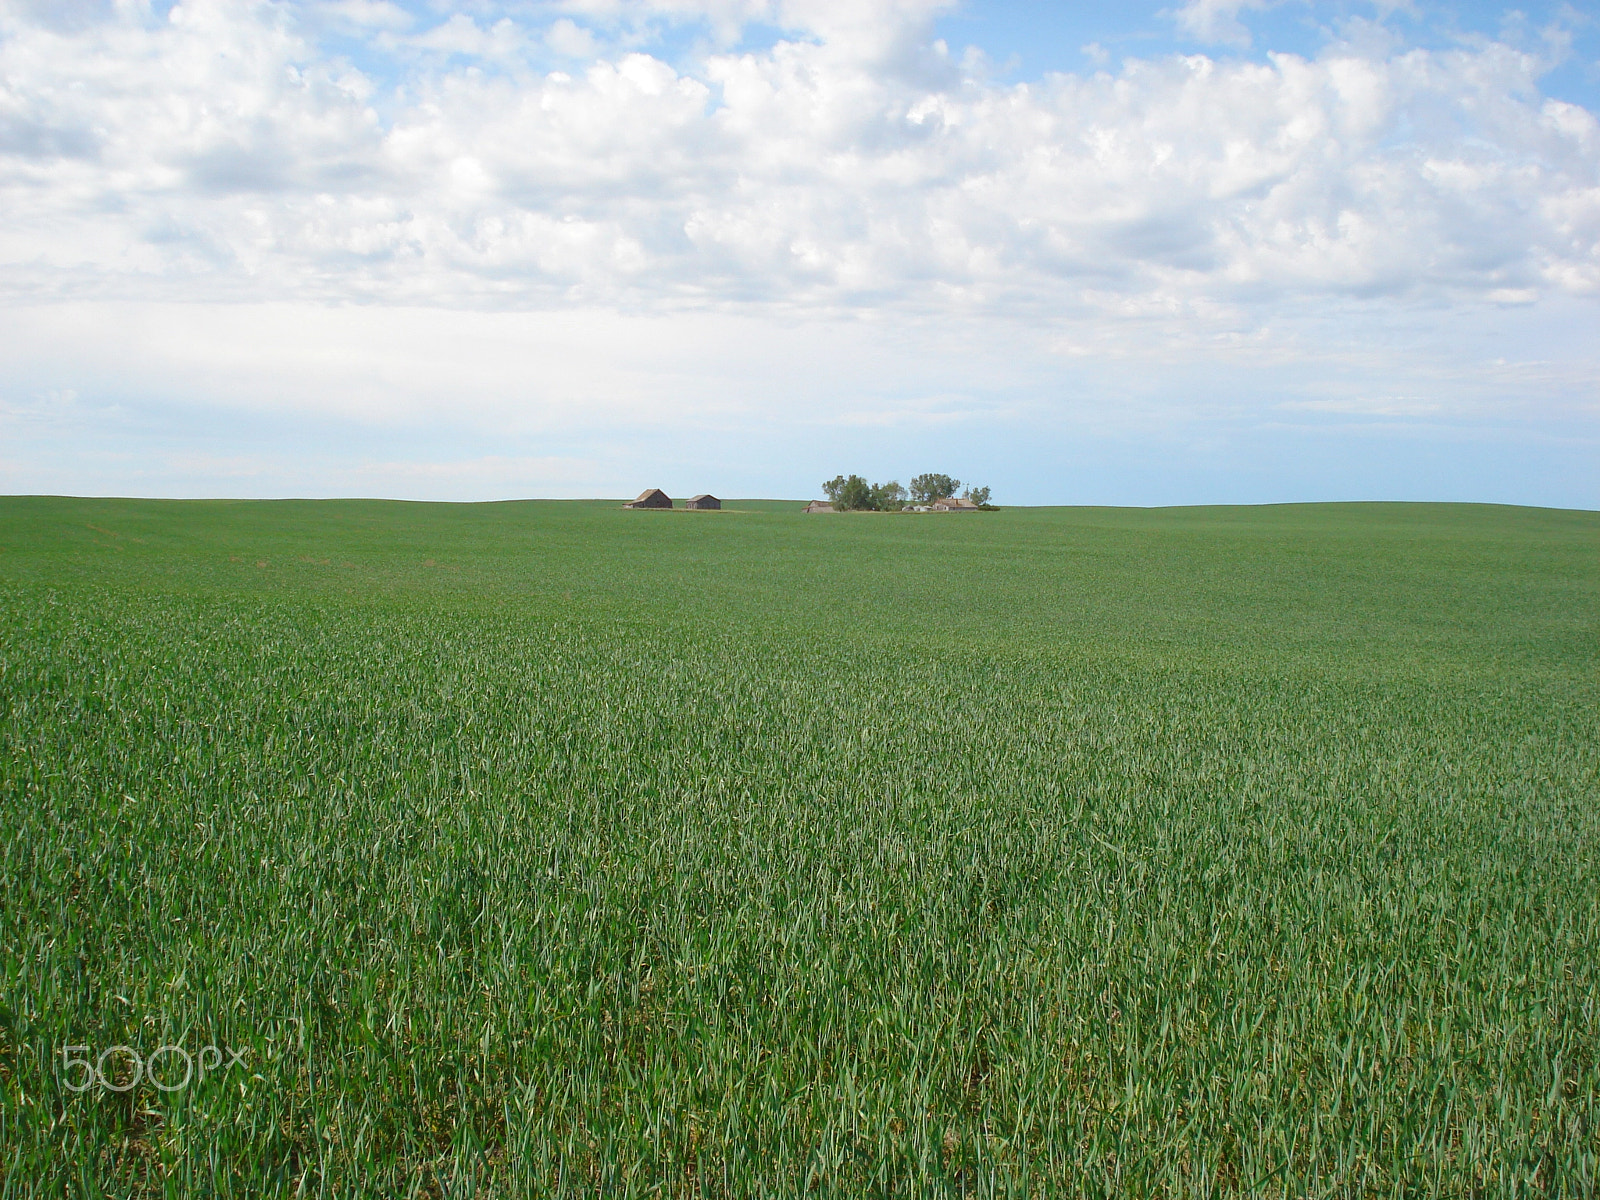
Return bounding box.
[686,494,721,510]
[932,497,980,512]
[624,489,672,509]
[803,500,837,513]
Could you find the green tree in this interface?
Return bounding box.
[870,480,907,511]
[963,485,992,506]
[824,474,874,511]
[823,475,905,511]
[910,474,960,504]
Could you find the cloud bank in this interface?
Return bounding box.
[0,0,1596,505]
[4,0,1596,312]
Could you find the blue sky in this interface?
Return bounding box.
[284,0,1600,118]
[939,0,1599,109]
[293,0,1600,107]
[1,0,1596,506]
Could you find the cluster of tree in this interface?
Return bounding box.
[822,473,993,511]
[822,475,902,511]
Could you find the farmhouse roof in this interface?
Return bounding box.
[624,488,672,508]
[803,500,836,513]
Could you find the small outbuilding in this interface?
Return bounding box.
[803,500,837,513]
[625,489,672,509]
[686,494,721,510]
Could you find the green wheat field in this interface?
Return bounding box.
[1,496,1596,1197]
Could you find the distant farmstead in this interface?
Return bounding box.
[803,500,837,513]
[932,497,980,512]
[625,489,672,509]
[686,494,721,510]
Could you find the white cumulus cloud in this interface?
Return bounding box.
[1168,0,1276,48]
[0,0,1594,316]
